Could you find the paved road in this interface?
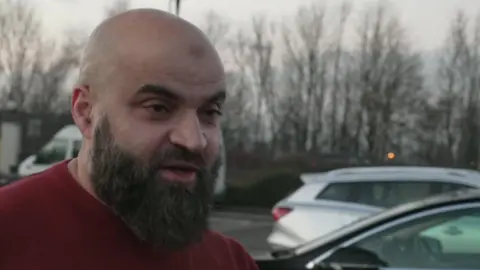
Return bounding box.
[209,211,273,254]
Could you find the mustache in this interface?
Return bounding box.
[95,142,207,170]
[152,145,207,169]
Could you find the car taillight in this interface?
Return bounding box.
[272,207,292,221]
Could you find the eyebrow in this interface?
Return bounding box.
[137,84,181,101]
[207,90,226,105]
[137,84,226,104]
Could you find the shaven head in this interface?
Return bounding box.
[77,9,222,99]
[71,9,225,250]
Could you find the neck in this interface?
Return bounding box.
[67,151,98,201]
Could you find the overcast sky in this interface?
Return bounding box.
[30,0,480,51]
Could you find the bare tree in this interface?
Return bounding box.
[279,3,328,154]
[249,16,275,150]
[199,11,230,48]
[28,36,85,113]
[352,2,424,162]
[197,13,254,153]
[0,0,84,113]
[221,70,255,152]
[431,11,480,168]
[222,31,256,152]
[0,0,42,110]
[227,16,275,152]
[104,0,130,18]
[329,1,353,152]
[457,12,480,168]
[432,12,467,165]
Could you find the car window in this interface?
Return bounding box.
[34,138,68,165]
[351,206,480,269]
[316,181,472,208]
[441,183,469,193]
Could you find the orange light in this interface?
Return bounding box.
[387,152,396,160]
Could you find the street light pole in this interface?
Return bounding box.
[170,0,181,15]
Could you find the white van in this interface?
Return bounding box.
[18,125,82,176]
[17,125,227,200]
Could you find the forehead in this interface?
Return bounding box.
[111,46,225,103]
[134,83,226,105]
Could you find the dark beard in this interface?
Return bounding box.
[90,118,220,250]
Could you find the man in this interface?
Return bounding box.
[0,9,259,270]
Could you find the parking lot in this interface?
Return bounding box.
[209,211,273,254]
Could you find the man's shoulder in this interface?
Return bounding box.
[199,230,259,269]
[204,230,245,249]
[0,168,59,215]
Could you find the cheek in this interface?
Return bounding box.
[110,118,170,159]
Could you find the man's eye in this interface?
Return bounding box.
[204,109,222,116]
[149,104,170,113]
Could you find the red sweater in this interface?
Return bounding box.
[0,162,259,270]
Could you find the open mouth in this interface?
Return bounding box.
[160,163,200,184]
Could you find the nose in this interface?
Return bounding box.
[168,113,207,152]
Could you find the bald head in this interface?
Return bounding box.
[72,7,225,163]
[78,8,223,94]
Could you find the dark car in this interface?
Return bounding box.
[255,188,480,270]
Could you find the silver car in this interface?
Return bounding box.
[267,166,480,250]
[257,188,480,270]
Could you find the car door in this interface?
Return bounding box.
[309,202,480,269]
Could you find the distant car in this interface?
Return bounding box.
[256,188,480,270]
[267,166,480,250]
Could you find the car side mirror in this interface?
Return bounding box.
[444,225,463,236]
[315,246,387,270]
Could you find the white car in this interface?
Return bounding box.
[267,166,480,250]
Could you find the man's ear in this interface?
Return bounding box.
[71,85,94,140]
